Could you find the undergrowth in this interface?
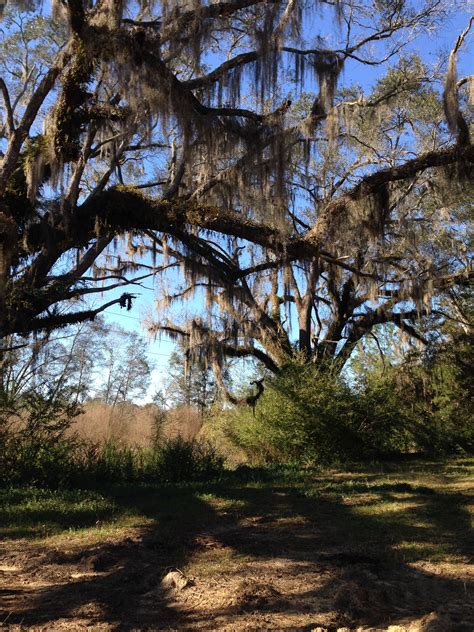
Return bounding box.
[0,434,225,488]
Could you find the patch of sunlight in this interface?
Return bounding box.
[407,520,435,529]
[186,548,252,575]
[353,501,425,516]
[197,493,247,511]
[392,540,454,562]
[273,515,309,525]
[38,515,154,546]
[340,493,381,505]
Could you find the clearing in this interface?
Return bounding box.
[0,459,473,631]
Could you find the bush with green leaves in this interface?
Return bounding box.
[388,338,473,454]
[224,341,473,466]
[226,360,364,466]
[0,388,81,486]
[70,437,225,484]
[152,436,225,482]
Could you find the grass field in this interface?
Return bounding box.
[0,458,473,630]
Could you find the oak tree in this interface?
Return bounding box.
[0,0,472,401]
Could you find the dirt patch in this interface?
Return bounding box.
[1,470,473,631]
[1,531,471,631]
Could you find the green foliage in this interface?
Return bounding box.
[0,387,81,486]
[350,313,473,456]
[226,360,364,466]
[82,440,145,483]
[153,437,225,482]
[224,335,473,466]
[397,336,473,454]
[67,437,224,484]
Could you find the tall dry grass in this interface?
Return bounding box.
[163,406,203,441]
[69,402,203,447]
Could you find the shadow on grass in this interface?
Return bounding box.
[0,487,120,540]
[0,471,472,630]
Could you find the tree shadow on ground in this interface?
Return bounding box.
[0,487,119,540]
[0,476,472,630]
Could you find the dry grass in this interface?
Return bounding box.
[69,402,203,447]
[164,406,203,441]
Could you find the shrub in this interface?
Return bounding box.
[0,389,81,486]
[224,346,474,466]
[226,361,365,466]
[153,436,225,482]
[386,345,473,455]
[197,406,248,466]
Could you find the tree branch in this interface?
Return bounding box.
[0,78,14,135]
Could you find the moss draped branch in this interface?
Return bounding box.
[41,142,472,260]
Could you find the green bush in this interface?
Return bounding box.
[224,346,473,466]
[0,389,81,486]
[389,349,472,455]
[351,328,473,457]
[75,440,145,483]
[226,361,365,466]
[153,436,225,482]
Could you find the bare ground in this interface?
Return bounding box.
[0,466,473,631]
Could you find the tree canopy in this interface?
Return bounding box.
[0,0,472,400]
